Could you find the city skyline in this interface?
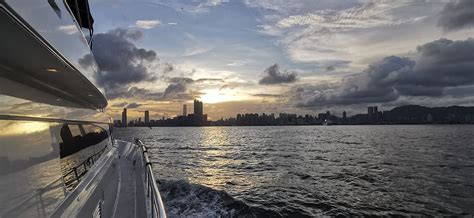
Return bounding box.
[115,98,474,127]
[88,1,474,121]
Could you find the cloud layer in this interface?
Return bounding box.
[259,64,297,85]
[80,28,158,92]
[134,19,162,29]
[294,38,474,107]
[438,0,474,32]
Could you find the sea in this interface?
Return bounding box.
[115,125,474,217]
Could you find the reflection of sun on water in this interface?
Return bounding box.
[189,127,247,189]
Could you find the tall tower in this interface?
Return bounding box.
[343,111,347,120]
[193,99,204,125]
[183,104,187,116]
[194,99,203,116]
[368,107,373,116]
[122,108,127,127]
[144,110,149,124]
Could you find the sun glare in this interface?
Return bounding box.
[200,92,231,104]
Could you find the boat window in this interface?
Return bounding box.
[58,124,110,190]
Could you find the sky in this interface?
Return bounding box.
[85,0,474,121]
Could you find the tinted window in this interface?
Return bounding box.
[59,124,109,190]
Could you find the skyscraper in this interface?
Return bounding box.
[122,108,127,127]
[183,104,187,116]
[144,110,149,124]
[193,99,204,125]
[194,99,203,116]
[368,106,379,122]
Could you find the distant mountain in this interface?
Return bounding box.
[383,105,474,124]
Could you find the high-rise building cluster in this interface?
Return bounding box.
[116,99,208,127]
[115,104,474,127]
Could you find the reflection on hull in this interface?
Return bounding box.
[0,157,64,217]
[0,119,112,217]
[0,0,166,216]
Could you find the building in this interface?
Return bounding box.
[183,104,187,116]
[343,111,347,120]
[144,111,149,124]
[121,108,127,127]
[368,106,378,117]
[193,99,206,125]
[368,106,381,123]
[194,99,203,117]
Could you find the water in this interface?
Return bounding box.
[115,125,474,216]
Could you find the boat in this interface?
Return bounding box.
[322,119,333,126]
[0,0,166,217]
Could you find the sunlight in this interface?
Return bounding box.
[200,91,234,104]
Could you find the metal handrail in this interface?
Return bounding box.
[135,139,167,218]
[62,146,107,189]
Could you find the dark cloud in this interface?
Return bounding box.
[107,86,162,101]
[161,77,224,100]
[326,66,336,72]
[195,78,224,83]
[167,77,194,84]
[438,0,474,32]
[259,64,297,85]
[112,102,128,107]
[163,63,174,74]
[163,82,188,98]
[79,28,158,92]
[105,76,219,102]
[252,94,285,98]
[126,103,141,108]
[294,38,474,107]
[161,77,196,99]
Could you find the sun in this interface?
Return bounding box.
[200,92,230,104]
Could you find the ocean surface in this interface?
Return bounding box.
[115,125,474,217]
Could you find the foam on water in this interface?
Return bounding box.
[158,179,281,217]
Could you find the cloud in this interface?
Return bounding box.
[252,93,285,98]
[126,103,142,108]
[57,25,78,35]
[182,46,212,56]
[326,66,335,72]
[112,102,128,107]
[255,1,436,65]
[134,19,162,29]
[201,0,228,7]
[438,0,474,32]
[107,86,163,101]
[227,60,248,67]
[79,28,158,93]
[161,77,224,100]
[162,78,192,99]
[259,64,297,85]
[162,63,174,75]
[294,38,474,107]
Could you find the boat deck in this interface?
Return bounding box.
[52,140,155,217]
[113,140,148,218]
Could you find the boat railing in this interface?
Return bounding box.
[62,146,108,189]
[134,138,167,218]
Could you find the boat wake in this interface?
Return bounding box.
[158,179,281,217]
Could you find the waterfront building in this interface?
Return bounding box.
[122,108,127,127]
